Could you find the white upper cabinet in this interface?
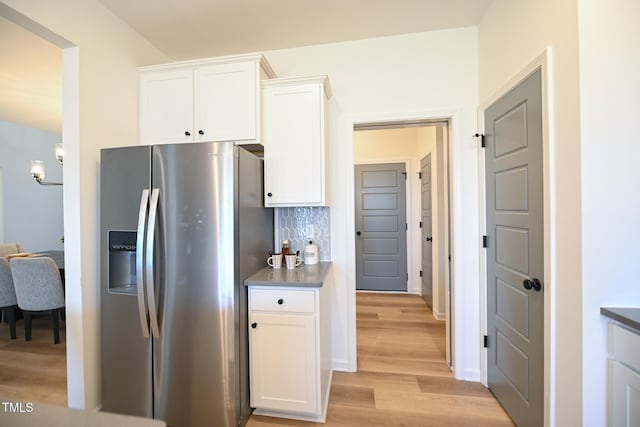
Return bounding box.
[139,53,275,146]
[140,69,194,145]
[263,76,331,207]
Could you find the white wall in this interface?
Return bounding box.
[0,120,63,251]
[478,0,583,424]
[1,0,169,409]
[353,126,436,296]
[578,0,640,424]
[264,27,480,378]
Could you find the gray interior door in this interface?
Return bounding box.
[485,69,543,427]
[420,154,433,307]
[355,163,407,291]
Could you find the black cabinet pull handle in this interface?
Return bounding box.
[267,192,273,197]
[251,322,257,329]
[185,131,191,136]
[523,278,542,292]
[277,299,284,305]
[426,237,433,242]
[198,130,204,135]
[356,231,361,236]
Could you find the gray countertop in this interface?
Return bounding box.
[244,262,332,287]
[0,401,165,427]
[601,307,640,332]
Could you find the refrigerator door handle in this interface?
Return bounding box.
[136,189,150,338]
[146,188,161,339]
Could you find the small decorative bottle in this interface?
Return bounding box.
[281,239,291,266]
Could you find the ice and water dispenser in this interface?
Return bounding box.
[108,231,137,294]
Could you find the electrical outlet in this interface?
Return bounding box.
[306,224,315,239]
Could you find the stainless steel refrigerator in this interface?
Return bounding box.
[100,141,273,427]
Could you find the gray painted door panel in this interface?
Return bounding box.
[355,163,407,291]
[420,154,433,307]
[485,69,543,427]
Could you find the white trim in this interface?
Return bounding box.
[0,4,84,408]
[353,159,416,293]
[345,108,464,378]
[477,48,555,426]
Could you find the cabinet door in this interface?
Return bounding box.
[140,69,193,145]
[194,62,256,142]
[249,312,318,415]
[611,360,640,426]
[263,83,324,206]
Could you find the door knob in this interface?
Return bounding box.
[277,299,284,305]
[356,231,361,236]
[426,237,433,242]
[185,131,191,136]
[251,322,257,329]
[267,192,272,197]
[198,130,204,135]
[523,278,542,292]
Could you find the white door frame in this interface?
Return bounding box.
[0,4,85,408]
[345,109,462,377]
[478,48,555,425]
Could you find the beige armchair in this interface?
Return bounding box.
[0,243,24,258]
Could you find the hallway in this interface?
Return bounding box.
[249,292,513,426]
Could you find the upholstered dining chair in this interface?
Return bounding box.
[10,257,65,344]
[0,258,18,339]
[0,243,24,258]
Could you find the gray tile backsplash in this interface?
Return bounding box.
[275,207,331,261]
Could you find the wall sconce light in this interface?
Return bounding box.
[30,143,63,186]
[55,143,64,165]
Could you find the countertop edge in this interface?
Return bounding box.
[244,262,332,288]
[600,307,640,333]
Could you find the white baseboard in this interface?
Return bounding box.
[332,358,353,372]
[433,311,446,321]
[464,368,481,382]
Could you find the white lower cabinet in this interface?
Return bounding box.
[249,286,331,422]
[609,324,640,427]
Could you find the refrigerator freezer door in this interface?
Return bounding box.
[101,146,153,417]
[151,142,238,427]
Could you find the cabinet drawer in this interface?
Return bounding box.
[611,324,640,372]
[250,288,316,313]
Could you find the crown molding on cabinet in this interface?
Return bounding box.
[262,75,332,99]
[138,52,277,78]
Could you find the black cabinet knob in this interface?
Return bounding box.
[251,322,257,329]
[277,298,284,305]
[356,231,361,236]
[185,131,191,136]
[198,130,204,135]
[523,278,542,292]
[267,192,273,197]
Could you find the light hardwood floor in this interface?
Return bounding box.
[0,294,514,426]
[248,292,514,427]
[0,315,67,406]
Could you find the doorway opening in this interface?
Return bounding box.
[0,8,73,407]
[352,119,452,366]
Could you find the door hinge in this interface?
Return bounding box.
[482,235,488,248]
[448,254,451,261]
[418,172,422,179]
[419,270,423,277]
[419,221,422,228]
[483,335,489,348]
[401,171,407,180]
[406,272,409,281]
[474,133,486,148]
[406,223,408,231]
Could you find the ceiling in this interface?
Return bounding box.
[0,1,492,134]
[97,0,493,60]
[0,15,62,134]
